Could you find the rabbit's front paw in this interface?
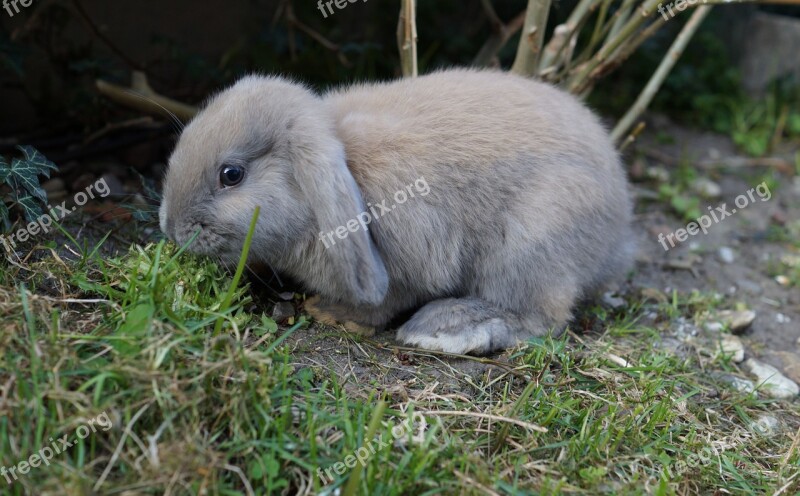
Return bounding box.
[304,296,376,337]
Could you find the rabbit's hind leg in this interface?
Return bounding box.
[395,297,543,355]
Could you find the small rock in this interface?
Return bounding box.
[602,292,626,309]
[777,313,792,324]
[775,275,790,286]
[718,335,745,362]
[656,337,693,358]
[715,373,755,394]
[704,321,725,333]
[771,351,800,385]
[271,302,295,322]
[743,358,799,399]
[717,310,756,334]
[718,247,736,264]
[692,178,722,198]
[646,166,670,182]
[781,254,800,268]
[749,414,779,437]
[673,317,700,340]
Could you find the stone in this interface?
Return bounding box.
[673,317,700,341]
[271,302,295,322]
[782,254,800,268]
[602,292,626,309]
[646,166,670,182]
[715,373,755,394]
[718,247,735,264]
[770,352,800,385]
[717,310,756,334]
[743,359,799,399]
[692,178,722,198]
[716,334,745,363]
[776,313,792,325]
[775,275,790,286]
[657,337,693,359]
[750,415,779,437]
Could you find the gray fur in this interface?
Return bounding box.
[159,69,634,355]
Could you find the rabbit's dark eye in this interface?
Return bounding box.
[220,165,245,187]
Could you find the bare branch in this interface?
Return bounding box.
[611,6,713,143]
[397,0,419,77]
[96,72,198,122]
[511,0,552,76]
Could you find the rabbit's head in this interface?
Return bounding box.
[159,75,388,305]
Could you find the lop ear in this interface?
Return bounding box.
[292,138,389,305]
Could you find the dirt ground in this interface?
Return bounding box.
[265,115,800,394]
[632,116,799,372]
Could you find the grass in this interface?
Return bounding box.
[0,227,799,495]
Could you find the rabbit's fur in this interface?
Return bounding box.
[160,69,633,354]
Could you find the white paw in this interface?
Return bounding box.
[397,321,500,354]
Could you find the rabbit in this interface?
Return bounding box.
[159,68,634,355]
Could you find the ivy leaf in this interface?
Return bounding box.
[0,147,58,232]
[16,193,44,223]
[8,146,58,202]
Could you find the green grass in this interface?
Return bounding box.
[0,234,799,495]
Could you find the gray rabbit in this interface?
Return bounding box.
[159,69,634,354]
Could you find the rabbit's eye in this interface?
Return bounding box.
[220,165,245,187]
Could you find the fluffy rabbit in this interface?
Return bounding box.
[159,69,633,355]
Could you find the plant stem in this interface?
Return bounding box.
[397,0,418,77]
[611,5,713,143]
[511,0,552,76]
[343,400,387,496]
[213,206,260,335]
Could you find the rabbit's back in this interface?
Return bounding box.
[322,69,633,307]
[324,69,619,177]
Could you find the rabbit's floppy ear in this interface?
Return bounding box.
[292,137,389,305]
